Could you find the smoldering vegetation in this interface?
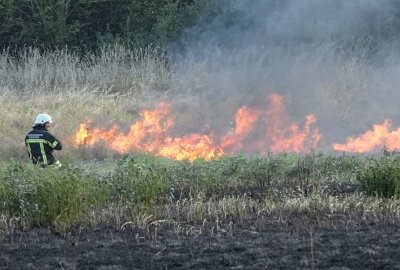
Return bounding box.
[167,0,400,146]
[2,3,400,268]
[2,1,400,150]
[2,0,400,233]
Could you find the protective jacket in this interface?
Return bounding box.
[25,125,62,165]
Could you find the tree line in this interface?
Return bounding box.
[0,0,216,52]
[3,1,400,55]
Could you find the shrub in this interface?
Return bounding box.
[312,153,366,181]
[113,154,173,204]
[0,162,108,227]
[356,157,400,198]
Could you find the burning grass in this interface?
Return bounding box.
[1,46,400,239]
[74,93,322,161]
[2,46,400,165]
[0,91,144,162]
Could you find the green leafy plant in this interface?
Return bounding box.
[0,162,108,227]
[113,154,173,204]
[357,157,400,198]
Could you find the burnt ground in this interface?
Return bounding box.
[1,217,400,270]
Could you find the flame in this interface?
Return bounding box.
[220,106,262,152]
[332,119,400,152]
[75,122,120,146]
[158,134,223,161]
[75,102,222,161]
[251,93,322,153]
[74,93,322,160]
[220,94,322,154]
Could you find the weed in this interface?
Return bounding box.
[113,154,173,204]
[0,153,399,232]
[357,156,400,198]
[0,162,108,230]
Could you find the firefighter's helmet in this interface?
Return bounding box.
[34,113,53,125]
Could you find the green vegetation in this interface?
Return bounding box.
[2,0,400,54]
[0,0,218,51]
[1,153,400,233]
[113,154,173,205]
[0,162,107,229]
[357,156,400,198]
[1,1,400,237]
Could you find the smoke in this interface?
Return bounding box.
[163,0,400,149]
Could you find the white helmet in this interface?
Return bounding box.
[34,113,53,125]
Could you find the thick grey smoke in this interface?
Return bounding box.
[166,0,400,149]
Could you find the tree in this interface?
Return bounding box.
[0,0,208,51]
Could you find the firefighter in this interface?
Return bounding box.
[25,113,62,167]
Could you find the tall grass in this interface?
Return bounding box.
[357,156,400,198]
[0,45,171,96]
[0,92,143,162]
[0,45,174,163]
[0,162,108,231]
[0,154,399,233]
[1,45,400,235]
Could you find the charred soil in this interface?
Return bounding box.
[1,215,400,269]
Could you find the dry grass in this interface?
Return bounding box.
[0,151,400,235]
[0,45,173,163]
[1,185,400,236]
[0,45,171,96]
[1,46,400,239]
[0,92,143,162]
[76,191,400,237]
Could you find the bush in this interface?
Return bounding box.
[113,153,364,201]
[113,154,173,204]
[2,153,392,231]
[356,157,400,198]
[0,162,108,227]
[312,153,366,181]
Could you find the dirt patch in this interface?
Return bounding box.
[1,216,400,269]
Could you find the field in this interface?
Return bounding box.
[1,153,400,269]
[1,48,400,269]
[2,209,400,269]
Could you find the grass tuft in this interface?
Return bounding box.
[357,156,400,198]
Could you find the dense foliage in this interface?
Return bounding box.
[357,156,400,198]
[0,0,215,51]
[0,161,107,227]
[2,0,400,54]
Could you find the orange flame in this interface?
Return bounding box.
[221,106,262,152]
[250,93,322,154]
[75,102,222,161]
[332,119,400,152]
[74,93,322,160]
